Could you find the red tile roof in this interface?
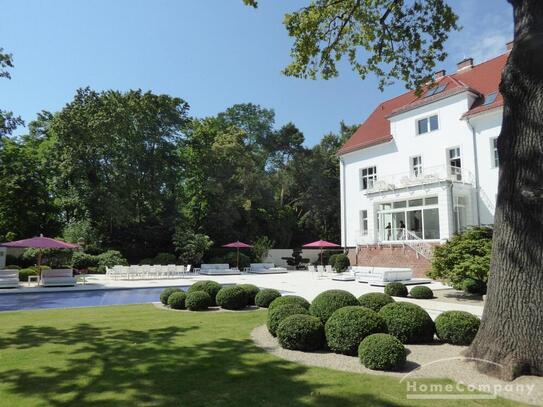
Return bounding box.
[338,52,508,155]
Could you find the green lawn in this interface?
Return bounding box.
[0,305,521,406]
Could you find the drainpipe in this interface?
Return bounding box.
[466,117,482,226]
[340,157,348,247]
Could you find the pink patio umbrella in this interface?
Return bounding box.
[0,235,79,277]
[222,241,252,269]
[302,240,341,266]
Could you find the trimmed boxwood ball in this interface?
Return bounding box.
[384,282,408,297]
[277,314,325,351]
[255,288,281,308]
[309,290,359,323]
[188,280,222,306]
[435,311,480,345]
[185,291,212,311]
[167,291,187,310]
[358,333,407,371]
[325,306,388,356]
[216,286,248,310]
[269,295,310,312]
[160,288,182,305]
[409,286,434,299]
[267,304,309,337]
[379,302,435,343]
[358,292,395,312]
[238,284,260,305]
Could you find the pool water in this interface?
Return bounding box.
[0,287,187,312]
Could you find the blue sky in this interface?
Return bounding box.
[1,0,513,145]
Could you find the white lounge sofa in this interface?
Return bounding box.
[352,266,413,285]
[247,263,288,274]
[197,264,240,275]
[0,269,19,288]
[41,269,77,287]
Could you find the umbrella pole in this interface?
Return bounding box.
[237,248,240,270]
[321,248,323,266]
[37,250,42,283]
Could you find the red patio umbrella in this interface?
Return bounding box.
[1,235,79,277]
[222,241,252,269]
[302,240,341,266]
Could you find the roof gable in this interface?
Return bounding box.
[338,52,508,156]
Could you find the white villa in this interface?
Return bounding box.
[339,44,510,261]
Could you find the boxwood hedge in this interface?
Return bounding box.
[309,290,359,323]
[379,302,434,343]
[277,314,325,351]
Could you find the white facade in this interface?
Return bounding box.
[339,92,501,247]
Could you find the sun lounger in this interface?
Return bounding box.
[353,266,414,285]
[0,269,19,288]
[197,264,240,275]
[41,269,77,287]
[246,263,287,274]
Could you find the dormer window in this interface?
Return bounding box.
[417,115,439,135]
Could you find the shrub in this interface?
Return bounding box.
[325,306,388,355]
[18,268,38,282]
[251,236,274,262]
[188,280,222,306]
[255,288,281,308]
[186,291,212,311]
[96,250,128,273]
[358,292,395,312]
[435,311,480,345]
[153,252,177,265]
[409,286,434,299]
[379,302,435,343]
[238,284,260,305]
[358,333,407,371]
[72,252,99,270]
[429,226,492,293]
[267,304,309,336]
[309,290,359,323]
[160,287,182,305]
[140,258,154,265]
[4,265,21,270]
[216,286,248,310]
[167,291,187,310]
[277,314,325,351]
[384,282,408,297]
[269,295,310,312]
[327,253,339,267]
[333,254,350,273]
[462,278,487,295]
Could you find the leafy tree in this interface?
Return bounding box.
[429,227,492,293]
[246,0,543,380]
[48,88,189,260]
[173,230,213,265]
[252,236,275,262]
[0,137,60,240]
[0,48,23,138]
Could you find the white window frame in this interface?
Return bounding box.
[410,155,423,177]
[359,210,368,236]
[491,137,499,168]
[416,114,439,135]
[447,146,462,180]
[360,166,377,191]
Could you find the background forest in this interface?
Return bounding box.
[0,87,355,263]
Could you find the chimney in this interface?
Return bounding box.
[435,69,446,80]
[457,57,474,72]
[506,40,513,51]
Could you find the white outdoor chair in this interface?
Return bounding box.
[325,265,334,274]
[316,265,325,278]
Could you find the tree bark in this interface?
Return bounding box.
[465,0,543,380]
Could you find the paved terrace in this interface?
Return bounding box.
[0,271,483,318]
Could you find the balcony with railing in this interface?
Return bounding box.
[366,165,474,194]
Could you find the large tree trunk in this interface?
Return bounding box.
[465,0,543,380]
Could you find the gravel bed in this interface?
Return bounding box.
[252,325,542,405]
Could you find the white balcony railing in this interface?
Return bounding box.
[366,165,474,193]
